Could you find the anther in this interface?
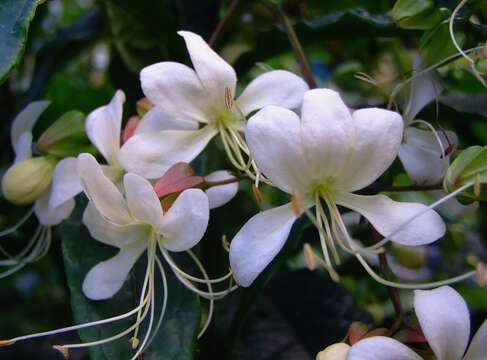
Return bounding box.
[474,174,481,198]
[224,87,233,110]
[476,263,485,287]
[130,336,140,349]
[221,234,230,252]
[291,191,304,216]
[303,243,316,271]
[53,345,70,359]
[252,185,263,203]
[0,339,16,347]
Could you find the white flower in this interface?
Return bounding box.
[77,153,210,300]
[119,30,309,179]
[6,101,82,226]
[399,59,457,185]
[229,88,446,287]
[347,286,487,360]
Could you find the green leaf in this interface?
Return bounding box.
[420,20,465,66]
[392,0,445,29]
[60,199,200,359]
[0,0,40,84]
[37,110,95,158]
[444,145,487,203]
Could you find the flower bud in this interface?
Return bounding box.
[2,157,56,205]
[316,343,350,360]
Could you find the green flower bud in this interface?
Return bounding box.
[316,343,350,360]
[2,157,56,205]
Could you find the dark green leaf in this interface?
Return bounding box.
[0,0,40,84]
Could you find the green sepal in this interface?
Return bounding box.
[37,110,96,157]
[444,145,487,203]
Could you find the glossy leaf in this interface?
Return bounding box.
[0,0,39,84]
[392,0,445,29]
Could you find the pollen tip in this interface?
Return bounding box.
[53,345,70,359]
[252,185,263,203]
[303,243,316,271]
[474,174,481,198]
[130,336,140,349]
[221,234,230,252]
[476,262,486,287]
[291,191,304,216]
[0,339,16,347]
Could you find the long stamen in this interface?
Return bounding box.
[316,197,340,265]
[0,208,34,237]
[367,182,474,251]
[329,197,479,289]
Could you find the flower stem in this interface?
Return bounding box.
[276,7,317,89]
[377,249,405,322]
[208,0,240,47]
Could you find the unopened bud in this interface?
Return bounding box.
[474,174,481,198]
[291,191,303,216]
[2,157,56,205]
[476,263,485,287]
[316,343,350,360]
[122,116,141,143]
[53,345,69,359]
[303,243,316,271]
[136,97,153,116]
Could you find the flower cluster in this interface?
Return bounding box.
[0,30,482,357]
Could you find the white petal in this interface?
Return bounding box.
[399,128,457,185]
[123,173,164,229]
[159,188,209,251]
[11,101,49,154]
[77,153,132,225]
[236,70,308,114]
[464,319,487,360]
[49,157,82,209]
[246,106,310,194]
[85,90,125,165]
[414,286,470,360]
[119,126,218,179]
[348,336,422,360]
[82,241,146,300]
[140,62,211,124]
[14,132,33,163]
[334,193,445,246]
[204,170,238,209]
[340,107,403,192]
[83,203,148,248]
[404,58,442,124]
[178,31,237,105]
[35,190,75,226]
[135,107,198,135]
[300,89,354,183]
[229,203,297,287]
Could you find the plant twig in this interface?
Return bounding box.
[208,0,240,47]
[276,7,317,89]
[378,252,405,322]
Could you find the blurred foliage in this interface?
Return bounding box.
[0,0,486,359]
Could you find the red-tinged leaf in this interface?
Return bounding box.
[122,116,141,143]
[395,328,427,344]
[154,162,204,198]
[363,328,389,338]
[348,321,369,345]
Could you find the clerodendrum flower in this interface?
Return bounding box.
[119,30,309,180]
[0,154,238,357]
[399,59,457,185]
[348,286,487,360]
[0,101,82,276]
[229,88,448,287]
